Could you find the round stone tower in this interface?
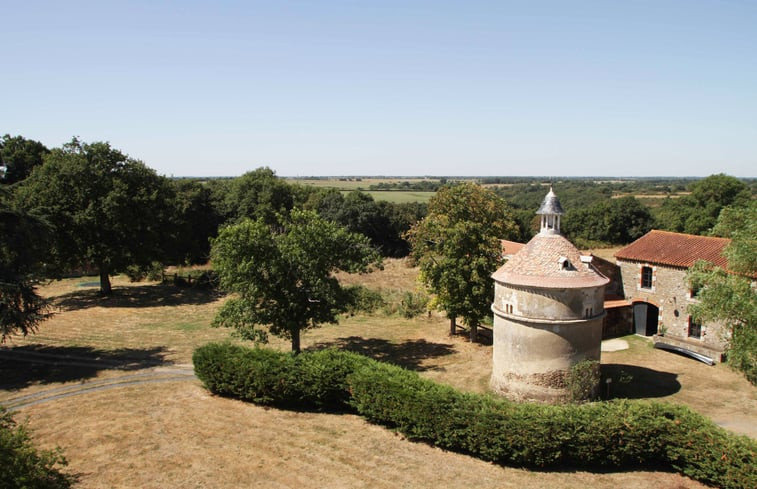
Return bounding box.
[490,188,609,402]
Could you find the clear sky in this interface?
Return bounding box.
[3,1,756,177]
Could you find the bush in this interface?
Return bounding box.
[728,324,757,385]
[566,360,600,402]
[0,407,74,488]
[397,291,429,318]
[192,343,371,410]
[342,285,385,315]
[193,344,757,489]
[124,261,164,282]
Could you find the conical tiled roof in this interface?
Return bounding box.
[492,233,609,288]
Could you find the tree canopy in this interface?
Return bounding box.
[223,167,295,225]
[656,174,751,236]
[407,183,519,341]
[687,201,757,384]
[563,196,654,246]
[0,134,49,185]
[211,209,382,353]
[15,138,175,295]
[314,190,420,257]
[0,188,53,342]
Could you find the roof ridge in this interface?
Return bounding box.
[648,229,730,241]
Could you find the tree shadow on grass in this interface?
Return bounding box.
[307,336,455,371]
[601,364,681,399]
[0,345,173,390]
[53,283,221,311]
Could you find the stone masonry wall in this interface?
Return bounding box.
[617,259,727,360]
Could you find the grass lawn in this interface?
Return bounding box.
[1,259,754,488]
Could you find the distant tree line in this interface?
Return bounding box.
[490,175,754,247]
[368,180,445,192]
[1,131,753,341]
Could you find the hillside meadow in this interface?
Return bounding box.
[1,259,755,488]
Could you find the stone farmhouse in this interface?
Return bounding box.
[489,190,739,403]
[613,230,732,363]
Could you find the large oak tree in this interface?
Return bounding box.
[16,138,175,295]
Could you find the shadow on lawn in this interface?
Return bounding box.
[0,345,173,390]
[601,363,681,399]
[53,283,220,311]
[307,336,455,371]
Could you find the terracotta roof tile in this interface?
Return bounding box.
[614,230,730,269]
[493,233,609,288]
[500,239,525,256]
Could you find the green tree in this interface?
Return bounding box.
[315,190,418,257]
[407,183,519,341]
[0,408,74,488]
[0,134,49,185]
[168,179,222,265]
[563,196,654,246]
[688,201,757,384]
[656,174,751,235]
[224,167,295,225]
[16,138,175,295]
[0,188,52,342]
[211,209,381,353]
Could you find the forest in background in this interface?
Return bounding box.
[2,133,755,279]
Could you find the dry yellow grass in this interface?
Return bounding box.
[20,382,709,489]
[1,259,754,487]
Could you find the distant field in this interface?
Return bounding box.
[286,177,439,203]
[288,177,439,191]
[611,192,688,208]
[342,190,436,204]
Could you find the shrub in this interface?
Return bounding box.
[193,344,757,489]
[342,285,385,315]
[397,291,429,318]
[0,407,74,489]
[566,360,600,402]
[192,343,371,410]
[124,261,164,282]
[193,343,298,406]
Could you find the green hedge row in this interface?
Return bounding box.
[192,343,372,410]
[193,343,757,489]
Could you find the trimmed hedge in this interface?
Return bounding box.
[193,343,371,409]
[193,343,757,489]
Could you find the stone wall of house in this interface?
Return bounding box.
[590,255,623,296]
[617,259,727,361]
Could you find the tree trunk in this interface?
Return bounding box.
[99,268,112,296]
[291,328,301,355]
[469,322,478,343]
[449,317,456,336]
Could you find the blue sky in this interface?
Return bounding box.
[3,1,756,177]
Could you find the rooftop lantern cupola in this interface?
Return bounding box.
[536,187,564,235]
